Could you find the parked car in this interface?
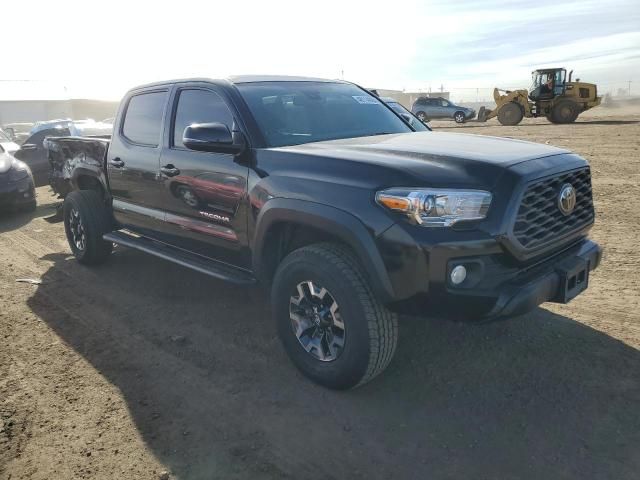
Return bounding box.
[47,76,600,390]
[411,96,475,123]
[14,120,112,186]
[2,123,34,145]
[0,128,21,155]
[380,97,430,130]
[0,144,36,212]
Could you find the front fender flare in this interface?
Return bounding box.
[252,198,396,303]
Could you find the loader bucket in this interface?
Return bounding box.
[477,106,491,122]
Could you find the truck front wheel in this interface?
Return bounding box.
[63,190,113,265]
[271,243,398,389]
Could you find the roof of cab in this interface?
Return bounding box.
[128,75,345,92]
[228,75,343,84]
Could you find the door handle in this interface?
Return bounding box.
[161,164,181,177]
[110,158,125,168]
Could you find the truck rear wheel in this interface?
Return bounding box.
[497,102,524,126]
[63,190,113,265]
[551,100,579,124]
[271,243,398,389]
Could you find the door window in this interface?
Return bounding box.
[122,91,168,146]
[172,89,234,149]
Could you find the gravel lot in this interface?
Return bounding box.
[1,106,639,480]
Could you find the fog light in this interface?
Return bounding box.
[450,265,467,285]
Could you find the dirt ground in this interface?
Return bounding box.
[1,106,639,480]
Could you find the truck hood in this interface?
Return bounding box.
[285,131,568,166]
[272,131,571,188]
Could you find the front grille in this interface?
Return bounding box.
[513,167,594,250]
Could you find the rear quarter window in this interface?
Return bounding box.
[122,91,168,146]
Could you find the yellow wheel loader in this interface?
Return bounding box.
[477,68,601,126]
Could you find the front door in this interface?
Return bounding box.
[158,86,249,268]
[427,98,446,118]
[107,89,169,235]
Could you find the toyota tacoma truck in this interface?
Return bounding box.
[46,76,602,389]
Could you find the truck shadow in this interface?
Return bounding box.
[0,187,60,233]
[28,250,640,480]
[0,203,58,233]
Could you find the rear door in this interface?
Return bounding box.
[107,89,169,235]
[157,84,250,268]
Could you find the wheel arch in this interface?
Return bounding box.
[72,167,109,199]
[252,198,396,303]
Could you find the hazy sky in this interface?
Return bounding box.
[3,0,639,101]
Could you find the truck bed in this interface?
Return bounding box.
[46,136,111,198]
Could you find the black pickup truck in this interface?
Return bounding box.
[46,76,601,389]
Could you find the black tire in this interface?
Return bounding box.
[551,100,579,124]
[497,102,524,126]
[453,111,466,124]
[272,243,398,390]
[415,111,429,123]
[63,190,113,265]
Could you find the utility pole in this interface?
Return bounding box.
[628,80,632,96]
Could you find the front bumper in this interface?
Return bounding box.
[481,239,601,318]
[0,175,36,209]
[375,222,601,319]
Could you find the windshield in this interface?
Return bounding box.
[237,81,412,147]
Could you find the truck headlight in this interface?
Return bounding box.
[376,188,492,227]
[9,160,30,182]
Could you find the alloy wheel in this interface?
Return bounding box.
[69,208,86,251]
[289,281,346,362]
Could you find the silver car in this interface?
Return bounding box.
[411,97,475,124]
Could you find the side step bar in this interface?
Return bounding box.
[103,231,256,285]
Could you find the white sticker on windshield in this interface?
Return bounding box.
[352,95,380,105]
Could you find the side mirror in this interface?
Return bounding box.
[400,113,412,123]
[183,123,245,154]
